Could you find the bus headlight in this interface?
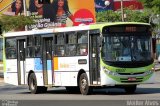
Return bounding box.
[103,67,118,76]
[144,70,153,76]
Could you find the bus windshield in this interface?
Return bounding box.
[102,34,152,62]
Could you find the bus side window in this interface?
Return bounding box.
[26,35,35,58]
[54,33,65,56]
[56,45,65,56]
[77,31,88,44]
[77,31,88,56]
[35,36,41,57]
[65,32,77,56]
[66,45,76,56]
[5,38,16,59]
[77,44,88,56]
[35,46,41,57]
[26,47,34,57]
[57,33,65,45]
[26,35,42,58]
[6,48,16,59]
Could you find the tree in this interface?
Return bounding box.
[96,7,159,35]
[0,14,34,33]
[96,10,121,22]
[138,0,160,14]
[124,8,151,22]
[96,8,150,23]
[138,0,160,35]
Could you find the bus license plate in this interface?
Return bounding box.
[128,77,136,81]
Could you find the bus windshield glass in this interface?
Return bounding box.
[102,34,152,62]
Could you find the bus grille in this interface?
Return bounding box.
[118,72,144,75]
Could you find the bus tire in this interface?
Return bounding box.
[29,73,47,94]
[79,73,92,95]
[124,85,137,94]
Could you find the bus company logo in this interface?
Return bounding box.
[60,63,69,68]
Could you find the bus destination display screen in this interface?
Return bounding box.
[102,25,150,33]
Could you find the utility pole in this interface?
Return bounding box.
[23,0,28,31]
[120,0,124,22]
[23,0,27,16]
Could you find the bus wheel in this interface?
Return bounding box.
[124,85,137,94]
[29,73,47,94]
[79,73,91,95]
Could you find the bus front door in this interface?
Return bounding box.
[17,39,26,85]
[42,37,53,85]
[89,32,100,85]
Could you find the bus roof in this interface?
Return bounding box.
[89,22,150,30]
[4,22,150,37]
[4,25,90,37]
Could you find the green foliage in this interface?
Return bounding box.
[138,0,160,14]
[123,8,150,23]
[96,8,150,23]
[0,14,34,32]
[96,10,121,22]
[138,0,160,35]
[96,7,159,36]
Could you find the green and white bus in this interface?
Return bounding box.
[3,22,155,95]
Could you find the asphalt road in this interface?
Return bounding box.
[1,62,160,106]
[0,71,160,106]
